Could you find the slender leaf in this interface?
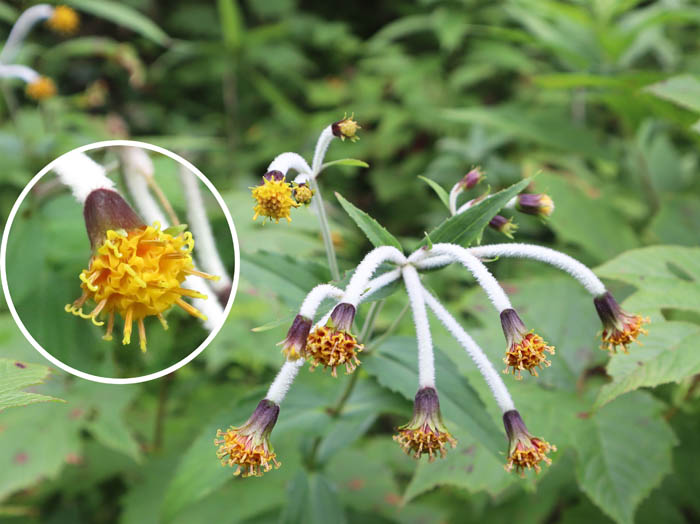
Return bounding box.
[322,158,370,169]
[418,175,450,209]
[335,192,403,251]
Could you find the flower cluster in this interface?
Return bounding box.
[65,188,219,351]
[217,119,649,483]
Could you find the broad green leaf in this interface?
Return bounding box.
[574,391,676,524]
[418,175,450,209]
[280,471,347,524]
[364,336,503,457]
[65,0,171,46]
[322,158,370,169]
[595,246,700,314]
[422,178,530,246]
[647,196,700,246]
[596,321,700,408]
[335,192,403,251]
[0,359,61,412]
[644,74,700,113]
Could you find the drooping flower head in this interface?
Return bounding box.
[25,76,56,100]
[500,309,555,379]
[293,183,314,205]
[215,399,281,478]
[251,170,300,223]
[306,302,363,377]
[47,5,80,35]
[459,168,484,191]
[65,189,219,351]
[394,386,456,462]
[332,113,361,142]
[516,193,555,218]
[278,314,312,360]
[489,215,518,238]
[503,410,555,477]
[593,292,649,353]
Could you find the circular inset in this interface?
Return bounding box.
[0,140,240,384]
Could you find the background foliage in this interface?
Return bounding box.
[1,0,699,523]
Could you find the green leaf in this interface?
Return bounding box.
[596,321,700,408]
[644,74,700,113]
[65,0,171,46]
[334,192,403,251]
[574,391,676,524]
[162,224,189,236]
[364,336,503,457]
[217,0,244,51]
[322,158,370,169]
[422,178,530,246]
[418,175,450,209]
[0,359,62,412]
[595,246,700,314]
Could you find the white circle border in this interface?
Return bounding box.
[0,139,240,385]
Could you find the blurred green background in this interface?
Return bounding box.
[4,148,235,378]
[1,0,700,523]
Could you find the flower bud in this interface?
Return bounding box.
[328,302,356,332]
[593,292,649,353]
[293,183,314,205]
[278,314,312,360]
[503,409,555,477]
[500,309,555,379]
[459,168,484,191]
[332,113,361,142]
[215,399,281,478]
[394,386,456,462]
[83,188,144,250]
[516,193,554,218]
[489,215,518,238]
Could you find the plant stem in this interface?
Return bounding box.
[309,176,340,281]
[146,176,180,226]
[153,372,175,452]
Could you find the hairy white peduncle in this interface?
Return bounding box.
[265,359,305,404]
[448,182,463,216]
[311,125,334,176]
[342,246,407,306]
[53,151,115,204]
[299,284,344,319]
[0,4,54,64]
[267,152,312,177]
[469,243,606,296]
[0,64,40,83]
[427,243,512,312]
[422,289,515,412]
[402,265,436,388]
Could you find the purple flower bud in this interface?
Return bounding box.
[328,302,356,332]
[516,193,554,217]
[83,188,144,250]
[459,168,484,190]
[489,215,518,238]
[278,314,312,360]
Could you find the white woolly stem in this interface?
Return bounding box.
[0,64,40,83]
[456,198,479,215]
[179,165,232,292]
[343,246,407,306]
[267,152,311,177]
[413,254,454,270]
[469,243,606,296]
[448,183,462,216]
[311,126,334,176]
[120,154,224,331]
[0,4,53,64]
[53,151,114,204]
[299,284,344,319]
[429,243,512,312]
[402,265,435,388]
[360,268,401,301]
[265,359,304,404]
[422,289,514,412]
[505,196,517,209]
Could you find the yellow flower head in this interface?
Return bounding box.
[306,303,363,377]
[503,410,556,477]
[25,76,56,100]
[293,183,314,205]
[394,386,456,462]
[65,189,218,352]
[594,292,649,353]
[332,113,361,142]
[215,400,281,478]
[501,309,555,379]
[47,6,80,35]
[251,171,300,223]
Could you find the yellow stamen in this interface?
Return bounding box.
[138,318,147,353]
[123,307,133,345]
[175,287,208,299]
[185,268,220,281]
[103,312,115,341]
[175,297,207,321]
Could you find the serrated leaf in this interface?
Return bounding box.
[596,321,700,408]
[322,158,370,169]
[364,336,503,457]
[0,359,62,412]
[418,175,450,209]
[574,391,676,524]
[334,192,403,251]
[422,178,530,246]
[65,0,171,46]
